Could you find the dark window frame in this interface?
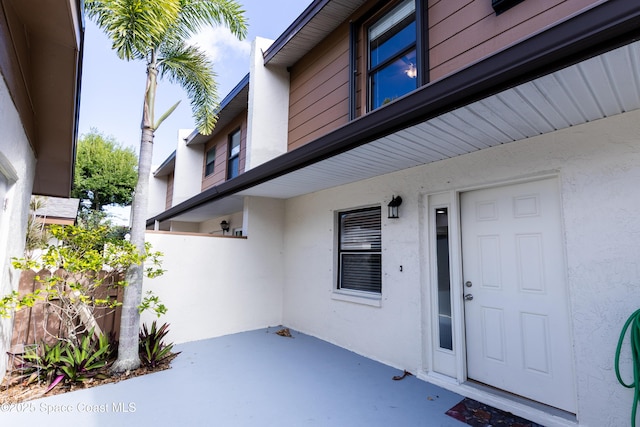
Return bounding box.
[337,206,382,294]
[227,128,241,180]
[349,0,428,119]
[205,147,216,176]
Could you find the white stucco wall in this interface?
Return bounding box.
[0,77,37,377]
[281,109,640,427]
[147,169,168,219]
[172,128,202,205]
[245,37,290,170]
[139,108,639,426]
[168,221,200,233]
[199,211,243,235]
[282,175,424,371]
[141,196,285,344]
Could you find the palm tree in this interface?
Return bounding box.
[85,0,247,372]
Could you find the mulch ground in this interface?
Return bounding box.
[0,353,178,405]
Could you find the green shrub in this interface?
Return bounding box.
[139,321,178,368]
[5,222,166,335]
[17,341,65,388]
[58,331,111,383]
[13,330,112,392]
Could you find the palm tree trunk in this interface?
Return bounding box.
[111,57,157,372]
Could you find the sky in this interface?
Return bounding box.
[78,1,314,167]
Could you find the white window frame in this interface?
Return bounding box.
[334,206,382,304]
[426,193,460,378]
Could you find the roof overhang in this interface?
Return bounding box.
[185,74,250,146]
[263,0,368,67]
[32,196,80,224]
[9,0,85,197]
[148,0,640,225]
[154,151,177,177]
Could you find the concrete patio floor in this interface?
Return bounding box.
[2,328,500,426]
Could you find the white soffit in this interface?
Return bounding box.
[167,195,245,223]
[265,0,369,67]
[238,40,640,199]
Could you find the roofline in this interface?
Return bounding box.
[148,0,640,226]
[220,73,250,109]
[153,150,176,176]
[262,0,330,64]
[185,73,250,145]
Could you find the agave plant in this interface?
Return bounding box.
[139,321,178,368]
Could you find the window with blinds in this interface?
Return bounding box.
[338,207,382,293]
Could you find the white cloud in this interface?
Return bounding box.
[189,26,251,64]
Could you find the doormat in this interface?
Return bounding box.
[445,397,545,427]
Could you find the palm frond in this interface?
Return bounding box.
[85,0,181,60]
[158,43,219,134]
[85,0,246,133]
[174,0,248,40]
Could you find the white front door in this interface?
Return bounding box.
[461,178,576,413]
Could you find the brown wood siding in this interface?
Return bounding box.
[201,112,247,191]
[428,0,598,81]
[165,172,174,209]
[286,0,599,149]
[288,22,351,151]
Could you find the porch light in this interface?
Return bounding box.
[387,195,403,219]
[220,220,230,235]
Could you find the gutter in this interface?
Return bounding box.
[147,0,640,226]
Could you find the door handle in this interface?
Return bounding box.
[464,294,474,301]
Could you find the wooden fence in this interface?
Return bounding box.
[9,269,124,353]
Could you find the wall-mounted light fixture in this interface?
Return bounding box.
[387,195,403,219]
[220,220,230,235]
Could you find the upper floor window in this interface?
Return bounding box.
[205,147,216,176]
[367,0,417,111]
[227,129,241,179]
